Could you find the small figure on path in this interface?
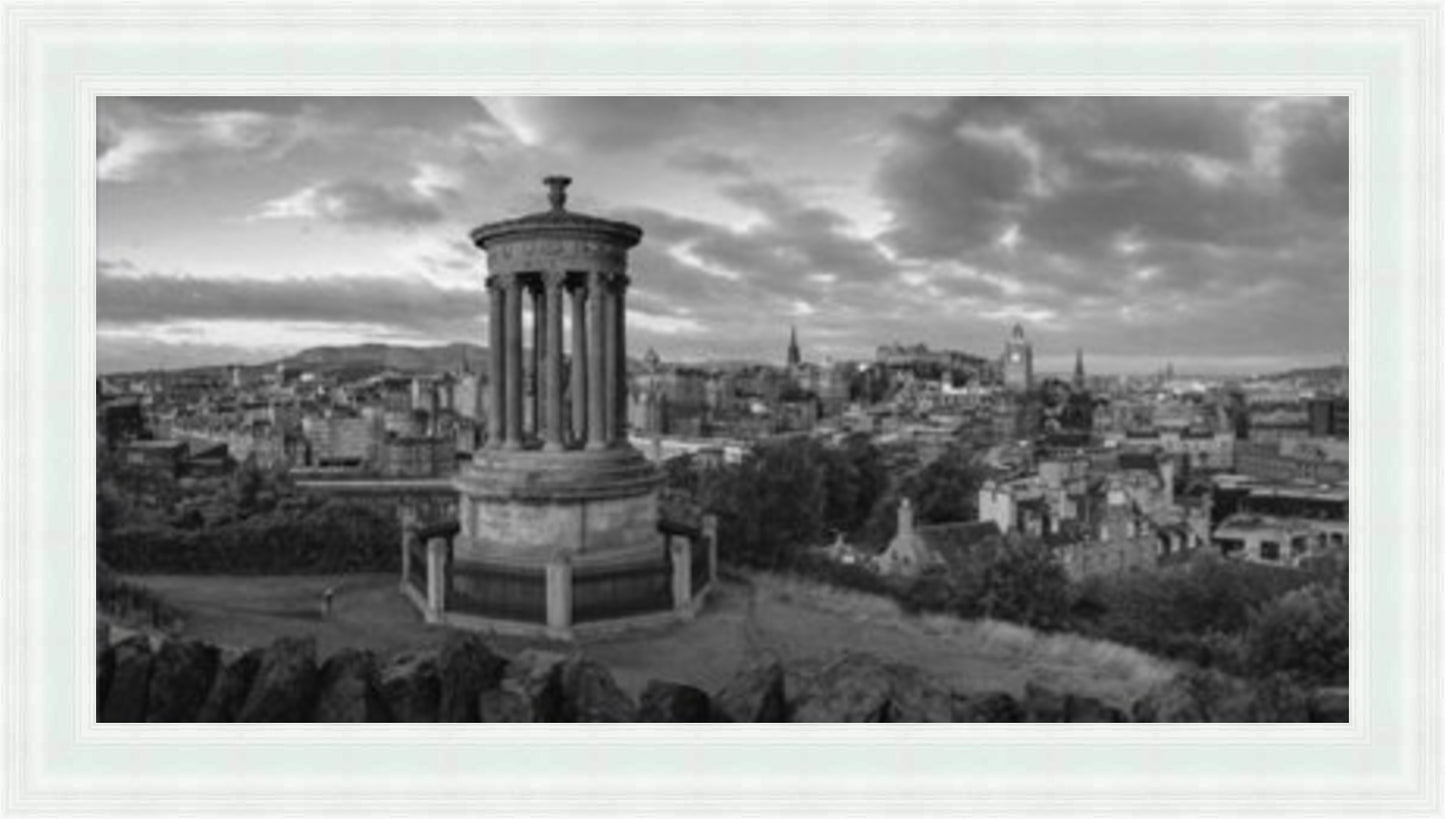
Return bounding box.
[321,586,337,619]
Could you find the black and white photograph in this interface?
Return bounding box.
[92,95,1353,724]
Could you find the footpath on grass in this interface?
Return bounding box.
[109,569,1346,721]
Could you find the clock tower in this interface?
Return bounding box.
[1002,323,1033,392]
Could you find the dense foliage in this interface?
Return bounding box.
[667,435,1348,683]
[97,444,399,575]
[99,498,401,575]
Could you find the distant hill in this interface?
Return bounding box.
[273,343,489,378]
[1260,363,1347,382]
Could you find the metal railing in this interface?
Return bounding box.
[572,560,672,623]
[447,559,548,624]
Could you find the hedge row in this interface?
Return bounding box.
[99,500,401,575]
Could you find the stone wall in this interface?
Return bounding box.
[97,625,1349,723]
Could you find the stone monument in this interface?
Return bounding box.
[455,175,663,561]
[397,176,713,639]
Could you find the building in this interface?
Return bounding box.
[786,326,801,369]
[1233,437,1347,484]
[876,498,1004,578]
[1115,428,1236,473]
[1001,324,1034,392]
[1307,395,1349,439]
[119,440,188,478]
[1209,477,1348,568]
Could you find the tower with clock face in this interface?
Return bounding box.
[1002,323,1034,392]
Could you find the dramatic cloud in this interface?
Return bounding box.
[98,261,484,333]
[252,179,446,229]
[98,96,1348,373]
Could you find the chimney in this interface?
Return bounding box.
[897,497,915,537]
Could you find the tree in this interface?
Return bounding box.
[858,443,988,546]
[968,537,1071,630]
[1242,583,1349,685]
[231,454,266,514]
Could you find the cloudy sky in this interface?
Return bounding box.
[98,96,1347,375]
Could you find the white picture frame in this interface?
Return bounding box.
[2,1,1441,815]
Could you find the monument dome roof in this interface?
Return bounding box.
[469,176,643,250]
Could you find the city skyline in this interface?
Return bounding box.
[98,96,1348,375]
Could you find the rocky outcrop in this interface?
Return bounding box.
[196,648,263,722]
[437,635,508,722]
[314,649,389,722]
[952,691,1025,722]
[96,627,1347,723]
[559,656,637,722]
[638,681,713,722]
[97,623,115,710]
[237,637,319,722]
[101,635,154,722]
[478,650,567,723]
[377,651,440,723]
[145,639,220,722]
[1018,683,1126,722]
[789,653,953,722]
[712,658,788,722]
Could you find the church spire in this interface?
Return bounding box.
[787,325,801,368]
[1074,347,1085,388]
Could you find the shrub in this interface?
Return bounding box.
[964,539,1072,631]
[99,499,401,575]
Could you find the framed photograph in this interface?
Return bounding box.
[3,1,1441,816]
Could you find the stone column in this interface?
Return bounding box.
[425,536,448,624]
[531,281,545,438]
[545,555,573,636]
[613,274,629,444]
[399,507,418,593]
[543,271,566,450]
[703,514,719,587]
[601,277,618,446]
[570,281,588,447]
[670,536,693,616]
[585,271,608,449]
[503,277,524,449]
[487,277,505,448]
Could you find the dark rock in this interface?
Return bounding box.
[437,635,508,722]
[881,662,954,723]
[790,654,954,723]
[952,691,1025,722]
[638,680,713,722]
[377,651,441,723]
[145,640,220,722]
[197,648,263,722]
[1307,687,1349,723]
[559,655,637,722]
[1022,683,1069,722]
[313,649,389,722]
[101,635,154,722]
[237,636,319,722]
[790,654,892,722]
[97,625,115,716]
[1065,693,1128,723]
[713,658,787,722]
[500,650,567,723]
[478,683,536,722]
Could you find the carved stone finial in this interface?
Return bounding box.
[543,175,572,212]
